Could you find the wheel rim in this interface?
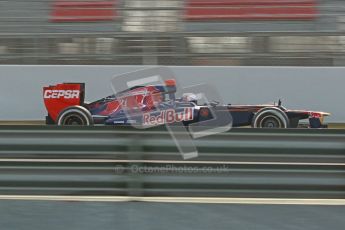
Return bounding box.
[259,115,282,128]
[61,113,86,125]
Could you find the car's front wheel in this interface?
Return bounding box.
[252,107,289,128]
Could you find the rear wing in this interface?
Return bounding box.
[43,83,85,123]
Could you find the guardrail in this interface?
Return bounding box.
[0,126,344,198]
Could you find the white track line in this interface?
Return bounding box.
[0,195,344,205]
[0,159,343,166]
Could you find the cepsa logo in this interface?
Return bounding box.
[44,90,80,99]
[143,108,194,126]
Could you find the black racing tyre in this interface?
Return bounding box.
[252,107,290,128]
[57,106,93,126]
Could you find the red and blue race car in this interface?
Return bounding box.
[43,80,330,128]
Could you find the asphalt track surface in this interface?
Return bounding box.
[1,120,345,128]
[0,199,344,230]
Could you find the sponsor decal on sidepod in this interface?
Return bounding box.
[143,108,194,126]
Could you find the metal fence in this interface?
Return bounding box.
[0,126,344,198]
[1,0,345,65]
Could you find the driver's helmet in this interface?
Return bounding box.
[182,93,198,102]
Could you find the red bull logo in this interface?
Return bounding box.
[143,108,194,126]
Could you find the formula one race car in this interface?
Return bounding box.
[43,80,330,128]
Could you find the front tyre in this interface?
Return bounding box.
[57,106,93,126]
[252,107,289,128]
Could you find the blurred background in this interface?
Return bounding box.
[1,0,345,66]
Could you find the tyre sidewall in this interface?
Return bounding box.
[57,106,93,126]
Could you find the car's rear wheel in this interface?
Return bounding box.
[57,106,93,126]
[252,107,289,128]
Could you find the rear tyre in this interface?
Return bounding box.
[57,106,93,126]
[252,107,289,128]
